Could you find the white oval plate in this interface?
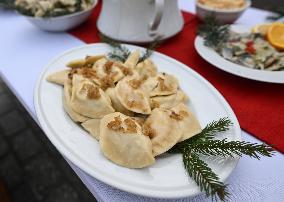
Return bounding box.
[34,43,241,199]
[195,25,284,83]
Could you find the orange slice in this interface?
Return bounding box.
[252,23,272,35]
[267,23,284,50]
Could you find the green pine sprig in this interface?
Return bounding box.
[100,34,159,63]
[197,16,230,50]
[170,117,233,153]
[169,117,274,201]
[138,40,160,63]
[183,150,230,201]
[188,139,274,159]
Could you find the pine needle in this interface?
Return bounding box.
[169,117,274,201]
[197,16,230,49]
[100,34,159,63]
[189,139,274,159]
[183,150,230,201]
[170,117,232,153]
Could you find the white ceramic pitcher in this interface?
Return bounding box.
[97,0,184,43]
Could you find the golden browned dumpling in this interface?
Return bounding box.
[47,70,70,85]
[100,112,155,168]
[115,76,151,115]
[143,108,182,156]
[150,90,188,109]
[70,75,115,118]
[170,103,202,142]
[81,119,101,140]
[63,79,89,123]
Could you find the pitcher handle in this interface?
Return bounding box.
[148,0,165,38]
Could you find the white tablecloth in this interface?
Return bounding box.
[0,1,284,201]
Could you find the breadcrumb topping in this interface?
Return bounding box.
[170,110,189,121]
[116,63,133,76]
[157,77,170,91]
[128,79,142,89]
[142,123,155,138]
[107,116,124,131]
[82,84,101,99]
[103,61,114,74]
[124,118,137,133]
[107,116,138,133]
[170,111,183,121]
[69,68,98,80]
[100,75,115,90]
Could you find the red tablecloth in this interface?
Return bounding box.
[70,4,284,153]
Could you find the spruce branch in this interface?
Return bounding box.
[170,117,232,153]
[183,150,230,201]
[197,16,230,49]
[138,40,160,63]
[100,34,158,63]
[189,139,274,159]
[169,117,274,201]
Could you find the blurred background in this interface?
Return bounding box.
[0,0,284,202]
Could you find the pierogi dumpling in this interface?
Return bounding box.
[150,90,188,109]
[170,103,202,142]
[66,58,86,68]
[81,119,101,140]
[70,76,114,118]
[47,70,70,85]
[143,108,182,156]
[142,73,179,97]
[92,58,125,88]
[105,88,135,116]
[135,58,157,78]
[115,77,151,115]
[63,80,89,123]
[66,55,105,68]
[100,112,155,168]
[124,50,140,69]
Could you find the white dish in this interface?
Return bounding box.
[195,25,284,83]
[22,0,97,32]
[34,43,241,199]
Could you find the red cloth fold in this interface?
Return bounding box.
[70,4,284,153]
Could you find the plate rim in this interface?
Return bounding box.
[194,25,284,84]
[34,43,241,199]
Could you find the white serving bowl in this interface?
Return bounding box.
[21,0,97,32]
[196,0,251,24]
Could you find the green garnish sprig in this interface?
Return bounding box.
[169,117,274,201]
[100,34,159,63]
[197,16,230,50]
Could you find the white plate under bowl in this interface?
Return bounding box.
[195,25,284,83]
[34,43,241,199]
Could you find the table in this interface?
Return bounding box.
[0,1,284,201]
